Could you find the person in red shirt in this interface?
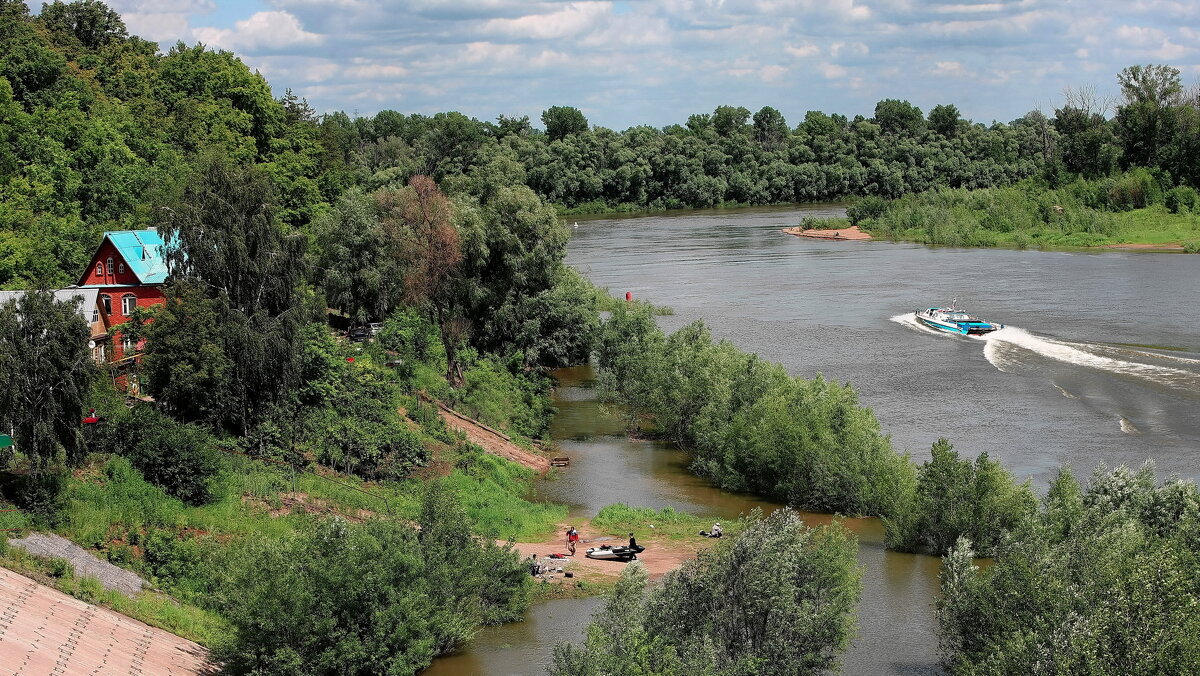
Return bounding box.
[566,526,579,555]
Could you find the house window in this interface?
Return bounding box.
[94,343,106,363]
[96,263,103,276]
[101,294,112,315]
[122,335,135,353]
[107,257,113,274]
[119,263,125,274]
[90,307,99,323]
[121,294,136,315]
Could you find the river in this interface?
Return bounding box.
[428,204,1200,675]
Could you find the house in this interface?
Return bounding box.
[76,228,172,391]
[0,288,105,348]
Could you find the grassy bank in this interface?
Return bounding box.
[848,173,1200,251]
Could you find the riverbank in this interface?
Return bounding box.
[782,224,872,240]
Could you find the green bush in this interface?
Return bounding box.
[48,557,73,578]
[214,483,529,675]
[597,304,915,517]
[97,407,221,506]
[847,195,889,225]
[1107,167,1163,210]
[1165,185,1197,214]
[884,438,1036,556]
[937,464,1200,674]
[553,509,861,676]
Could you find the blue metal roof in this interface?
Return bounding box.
[104,229,171,284]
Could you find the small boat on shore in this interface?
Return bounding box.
[915,307,1003,335]
[585,544,644,562]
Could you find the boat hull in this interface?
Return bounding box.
[915,310,1002,335]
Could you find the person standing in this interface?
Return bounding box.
[566,526,579,555]
[628,532,638,549]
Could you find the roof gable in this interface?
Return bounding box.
[103,229,171,285]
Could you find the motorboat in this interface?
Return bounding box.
[585,544,644,562]
[915,306,1003,335]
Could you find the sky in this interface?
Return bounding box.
[102,0,1200,130]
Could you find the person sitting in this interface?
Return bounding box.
[628,532,638,550]
[710,522,723,538]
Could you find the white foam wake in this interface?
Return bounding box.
[982,326,1197,387]
[889,312,946,336]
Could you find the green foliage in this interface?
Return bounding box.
[591,503,718,540]
[553,509,862,676]
[0,289,95,514]
[542,105,589,141]
[885,439,1037,556]
[214,484,529,675]
[92,406,220,505]
[1164,185,1196,213]
[444,449,567,540]
[937,463,1200,675]
[597,303,916,517]
[147,155,316,436]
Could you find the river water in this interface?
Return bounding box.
[428,204,1200,675]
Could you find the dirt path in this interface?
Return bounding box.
[781,224,872,240]
[0,566,213,675]
[511,523,719,583]
[432,400,551,473]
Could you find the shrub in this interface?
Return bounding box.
[846,195,889,225]
[553,509,862,676]
[214,483,528,675]
[937,465,1200,674]
[48,557,73,578]
[1164,185,1197,214]
[99,407,221,506]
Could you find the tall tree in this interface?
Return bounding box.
[752,105,789,150]
[1115,64,1182,167]
[378,175,465,385]
[541,105,589,142]
[928,104,962,139]
[0,290,95,503]
[147,154,312,436]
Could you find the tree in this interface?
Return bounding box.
[541,105,589,141]
[147,154,313,436]
[0,290,95,511]
[1115,64,1183,167]
[928,104,962,139]
[553,509,862,676]
[885,438,1036,556]
[936,464,1200,675]
[712,105,750,138]
[377,175,465,385]
[874,99,925,136]
[216,485,528,675]
[37,0,128,50]
[753,105,789,150]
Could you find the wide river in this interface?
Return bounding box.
[427,204,1200,675]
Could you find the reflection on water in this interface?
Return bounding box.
[426,363,943,676]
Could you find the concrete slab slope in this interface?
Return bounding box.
[0,566,212,675]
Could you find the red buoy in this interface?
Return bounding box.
[625,291,632,301]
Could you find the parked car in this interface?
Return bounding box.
[348,326,370,342]
[368,322,383,336]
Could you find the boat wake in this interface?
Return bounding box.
[982,327,1200,391]
[892,312,1200,392]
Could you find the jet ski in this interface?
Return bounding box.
[585,544,645,562]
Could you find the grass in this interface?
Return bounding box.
[1108,206,1200,246]
[444,453,567,540]
[591,503,739,541]
[529,576,618,602]
[592,285,674,316]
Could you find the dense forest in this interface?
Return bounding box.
[2,1,1200,675]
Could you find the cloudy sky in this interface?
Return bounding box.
[103,0,1199,129]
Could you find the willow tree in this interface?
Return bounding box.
[147,154,313,436]
[0,290,95,510]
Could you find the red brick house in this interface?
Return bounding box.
[76,229,171,391]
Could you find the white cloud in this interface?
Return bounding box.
[785,43,820,58]
[930,61,970,77]
[193,11,322,51]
